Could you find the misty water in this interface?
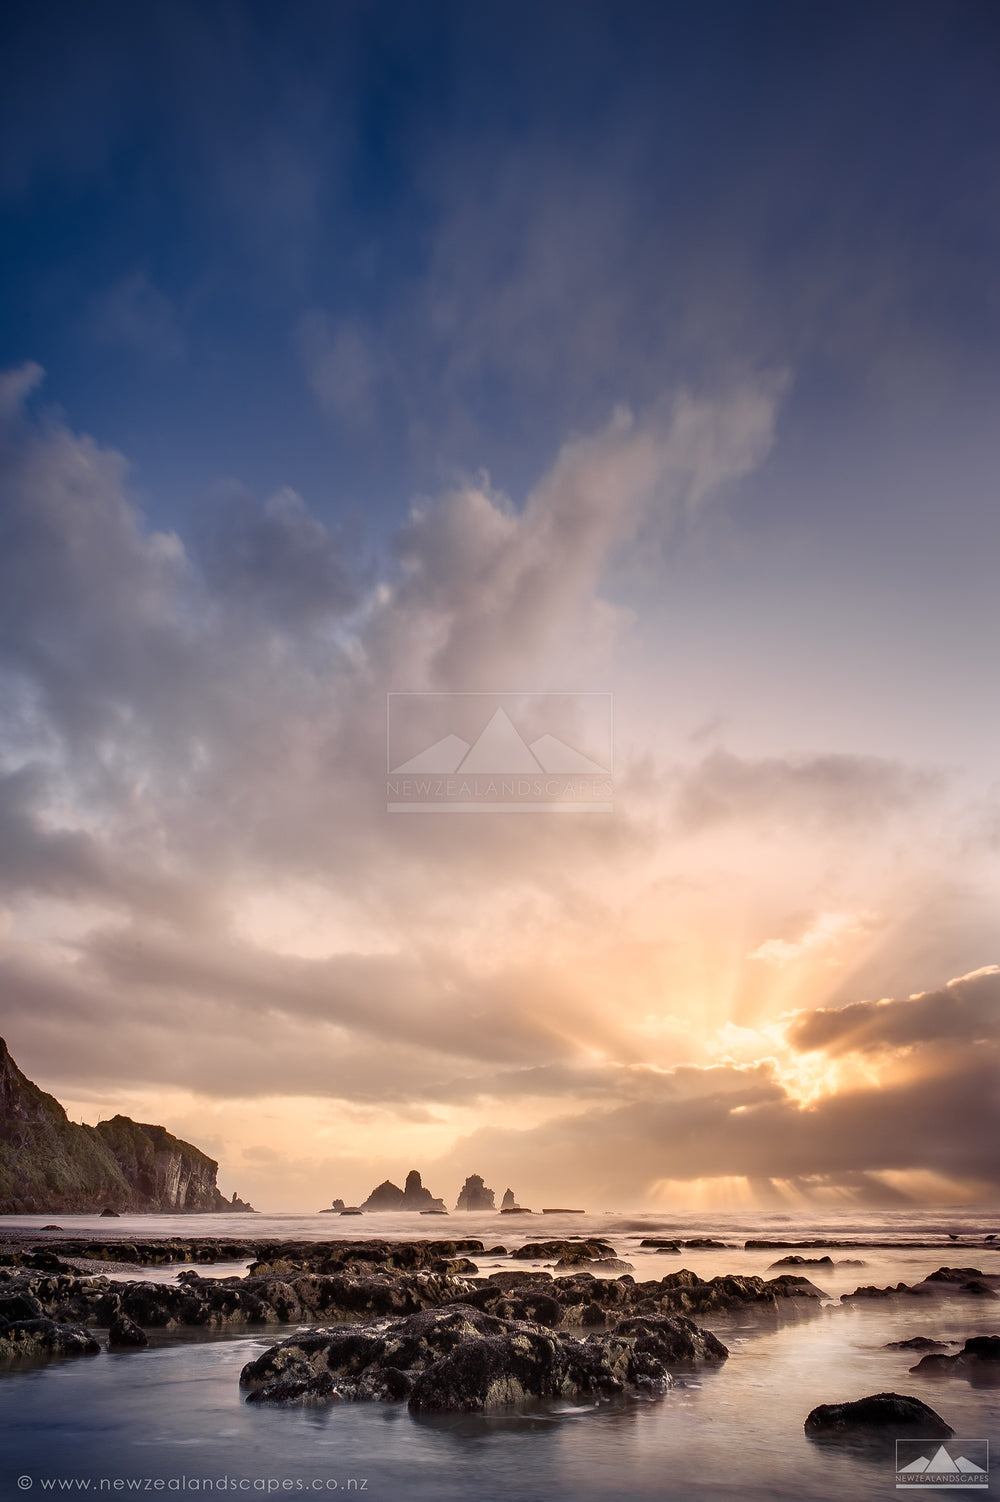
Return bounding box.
[2,1209,998,1501]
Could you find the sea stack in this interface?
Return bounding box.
[456,1173,495,1211]
[359,1170,446,1212]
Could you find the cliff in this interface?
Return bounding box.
[0,1037,253,1214]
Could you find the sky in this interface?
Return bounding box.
[1,0,999,1212]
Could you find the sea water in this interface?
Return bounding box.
[2,1208,998,1501]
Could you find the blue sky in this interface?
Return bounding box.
[4,0,1000,526]
[1,0,999,1208]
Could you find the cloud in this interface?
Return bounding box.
[434,1045,1000,1205]
[1,364,995,1207]
[296,311,382,428]
[196,484,361,628]
[675,748,938,832]
[787,965,1000,1056]
[89,271,185,361]
[751,910,876,968]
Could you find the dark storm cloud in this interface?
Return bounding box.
[787,966,1000,1056]
[439,1048,1000,1203]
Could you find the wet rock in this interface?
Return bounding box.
[910,1336,1000,1376]
[241,1304,678,1413]
[769,1255,834,1268]
[842,1282,929,1301]
[555,1256,634,1274]
[460,1286,565,1328]
[511,1240,615,1262]
[0,1291,45,1321]
[0,1316,100,1358]
[486,1271,553,1288]
[639,1239,680,1250]
[613,1315,729,1365]
[108,1312,149,1349]
[804,1392,953,1439]
[765,1275,829,1299]
[99,1208,121,1217]
[885,1337,950,1350]
[0,1264,477,1332]
[926,1267,986,1283]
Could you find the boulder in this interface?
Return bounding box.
[555,1256,634,1274]
[613,1315,729,1365]
[910,1335,1000,1376]
[108,1312,149,1349]
[512,1240,615,1262]
[0,1291,45,1321]
[240,1303,677,1412]
[0,1316,101,1358]
[805,1392,953,1439]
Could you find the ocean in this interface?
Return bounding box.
[2,1207,998,1501]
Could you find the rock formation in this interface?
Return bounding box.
[360,1170,446,1212]
[804,1392,953,1439]
[456,1174,495,1212]
[0,1036,252,1214]
[239,1303,729,1411]
[909,1335,1000,1375]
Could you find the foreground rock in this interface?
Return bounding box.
[107,1312,149,1349]
[0,1314,100,1359]
[805,1392,953,1439]
[240,1303,728,1412]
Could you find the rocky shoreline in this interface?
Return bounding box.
[2,1235,997,1425]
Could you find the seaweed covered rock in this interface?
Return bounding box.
[108,1312,149,1349]
[613,1315,729,1365]
[240,1303,679,1412]
[512,1240,615,1262]
[0,1316,100,1358]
